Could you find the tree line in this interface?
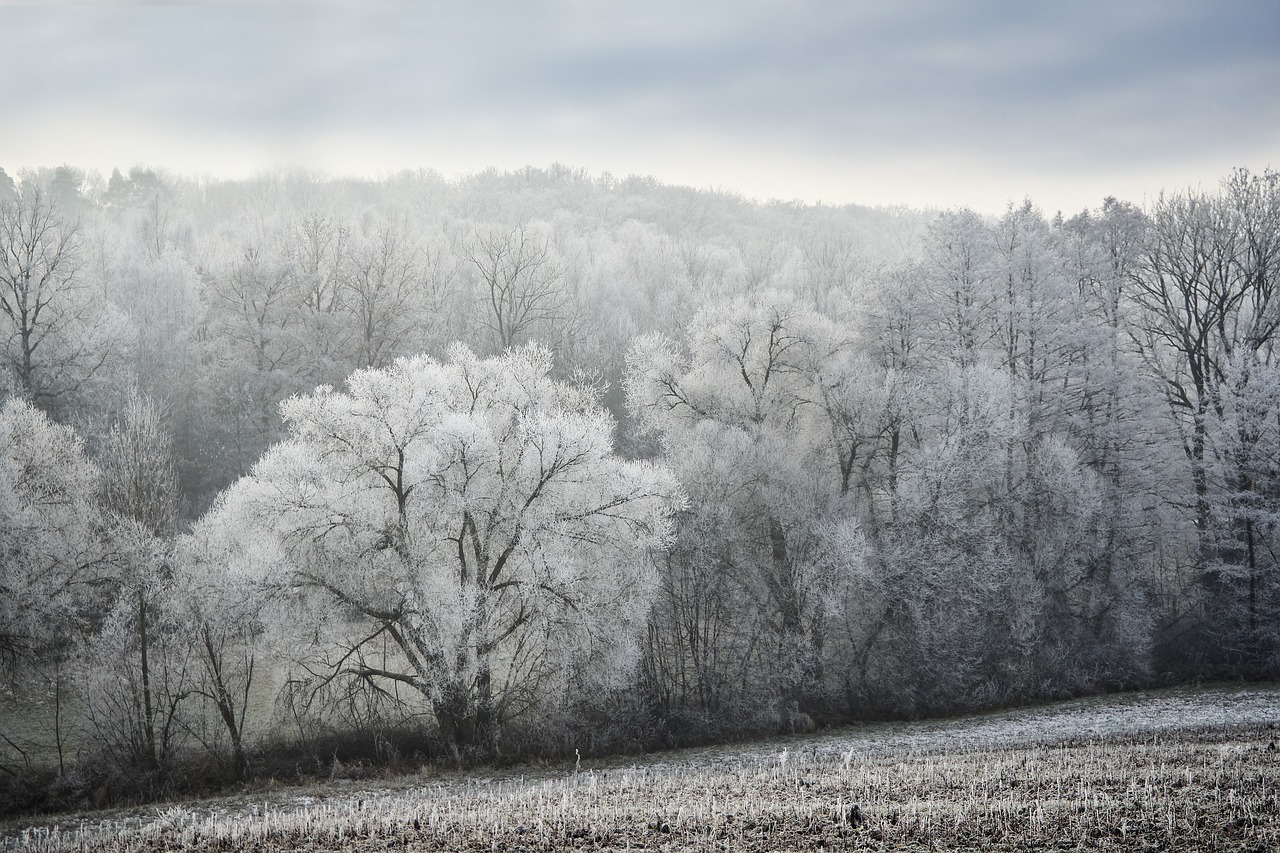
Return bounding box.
[0,163,1276,812]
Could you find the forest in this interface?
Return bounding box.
[0,162,1276,812]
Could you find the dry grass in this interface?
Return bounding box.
[4,685,1279,851]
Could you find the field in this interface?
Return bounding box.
[4,684,1278,851]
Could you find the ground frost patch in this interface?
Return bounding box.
[4,683,1278,851]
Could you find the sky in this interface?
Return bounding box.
[1,0,1276,214]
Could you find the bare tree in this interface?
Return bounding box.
[0,184,116,410]
[456,223,565,350]
[293,212,348,318]
[345,217,423,369]
[172,527,262,782]
[201,238,305,471]
[1132,173,1279,548]
[87,390,186,772]
[799,230,862,316]
[1131,168,1280,667]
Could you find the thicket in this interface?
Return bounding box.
[0,163,1276,816]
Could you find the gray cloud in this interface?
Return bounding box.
[2,0,1276,210]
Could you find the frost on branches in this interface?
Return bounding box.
[208,345,681,753]
[625,293,874,714]
[0,398,110,674]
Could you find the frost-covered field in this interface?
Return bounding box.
[5,683,1278,851]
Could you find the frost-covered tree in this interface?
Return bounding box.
[344,215,440,369]
[0,399,110,671]
[868,365,1124,709]
[1203,354,1280,668]
[0,183,127,414]
[171,523,266,781]
[797,228,863,317]
[104,239,202,399]
[918,209,996,370]
[627,292,870,718]
[845,207,1160,710]
[78,391,187,772]
[196,229,308,487]
[0,400,111,774]
[1058,199,1177,669]
[455,223,566,351]
[1131,168,1280,670]
[206,346,679,754]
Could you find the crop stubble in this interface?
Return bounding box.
[6,686,1279,852]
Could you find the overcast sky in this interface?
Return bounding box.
[2,0,1276,213]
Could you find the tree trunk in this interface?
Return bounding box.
[433,687,497,763]
[201,628,251,782]
[138,589,158,770]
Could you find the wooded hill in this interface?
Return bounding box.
[1,163,1276,811]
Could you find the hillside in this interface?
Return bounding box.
[6,682,1277,851]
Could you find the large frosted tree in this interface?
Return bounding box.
[208,345,679,753]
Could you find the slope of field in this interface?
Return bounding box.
[5,683,1278,851]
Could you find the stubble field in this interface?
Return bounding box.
[4,684,1278,851]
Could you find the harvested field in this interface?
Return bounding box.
[5,684,1278,851]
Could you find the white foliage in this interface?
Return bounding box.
[627,291,875,707]
[0,399,109,667]
[204,345,681,737]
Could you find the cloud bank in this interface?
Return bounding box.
[2,0,1276,211]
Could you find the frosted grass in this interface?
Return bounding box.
[4,682,1277,851]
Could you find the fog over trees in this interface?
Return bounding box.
[0,163,1276,808]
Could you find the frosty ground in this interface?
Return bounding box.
[4,682,1278,851]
